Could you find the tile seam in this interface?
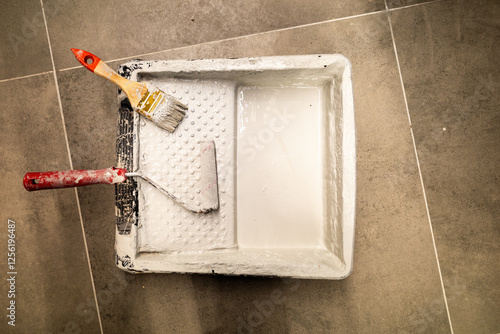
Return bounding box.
[39,1,103,333]
[59,10,385,71]
[0,71,54,83]
[53,0,447,70]
[387,0,447,12]
[384,1,455,333]
[4,1,446,81]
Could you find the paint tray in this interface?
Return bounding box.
[114,55,355,279]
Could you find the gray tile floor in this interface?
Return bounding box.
[1,0,498,333]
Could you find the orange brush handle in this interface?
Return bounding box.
[71,48,122,80]
[71,48,147,106]
[71,48,101,72]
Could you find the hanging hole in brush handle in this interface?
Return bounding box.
[23,167,128,191]
[71,48,133,91]
[71,48,100,72]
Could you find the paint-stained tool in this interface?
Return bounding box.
[71,48,187,133]
[23,141,219,213]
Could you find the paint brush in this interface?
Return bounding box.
[23,142,219,214]
[71,48,187,133]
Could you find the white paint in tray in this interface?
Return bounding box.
[237,87,324,249]
[115,55,356,279]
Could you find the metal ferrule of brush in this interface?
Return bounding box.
[136,89,165,117]
[136,89,188,132]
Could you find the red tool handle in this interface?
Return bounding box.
[23,167,127,191]
[71,48,101,72]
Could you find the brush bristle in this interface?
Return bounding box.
[150,96,188,132]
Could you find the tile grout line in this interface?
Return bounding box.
[58,9,387,71]
[6,0,447,80]
[96,0,446,65]
[384,1,455,333]
[38,1,104,333]
[49,0,445,73]
[387,0,447,11]
[0,71,54,84]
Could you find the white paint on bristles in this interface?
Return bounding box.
[115,55,356,279]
